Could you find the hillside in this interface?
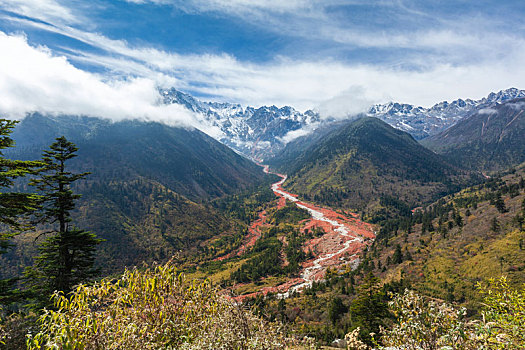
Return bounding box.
[421,97,525,172]
[9,114,265,200]
[242,163,525,345]
[278,117,475,212]
[267,120,346,170]
[1,114,269,275]
[362,162,525,309]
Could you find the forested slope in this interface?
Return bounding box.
[279,117,476,212]
[1,114,268,275]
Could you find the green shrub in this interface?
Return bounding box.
[0,313,38,350]
[379,277,525,349]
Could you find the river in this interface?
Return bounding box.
[262,165,375,297]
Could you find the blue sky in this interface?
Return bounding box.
[1,0,525,125]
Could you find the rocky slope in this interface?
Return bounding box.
[161,88,319,160]
[421,97,525,172]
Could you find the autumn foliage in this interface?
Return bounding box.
[27,263,288,349]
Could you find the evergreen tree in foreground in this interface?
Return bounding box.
[0,119,42,304]
[25,137,102,302]
[0,119,42,255]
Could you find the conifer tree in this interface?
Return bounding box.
[494,193,507,213]
[328,296,347,325]
[349,273,390,345]
[0,119,42,304]
[490,217,500,233]
[0,119,42,254]
[25,137,102,301]
[392,244,403,264]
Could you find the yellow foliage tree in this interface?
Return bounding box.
[474,276,525,348]
[27,263,287,349]
[379,277,525,349]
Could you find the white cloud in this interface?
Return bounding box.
[508,101,525,111]
[123,0,316,14]
[278,122,320,144]
[2,0,525,133]
[0,32,223,137]
[121,0,525,66]
[3,13,525,118]
[478,108,497,115]
[316,86,379,119]
[2,24,525,128]
[1,0,80,24]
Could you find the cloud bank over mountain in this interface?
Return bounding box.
[0,32,223,137]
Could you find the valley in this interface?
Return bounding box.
[1,90,525,349]
[215,161,525,345]
[265,165,376,297]
[201,163,375,300]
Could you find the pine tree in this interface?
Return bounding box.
[454,210,463,227]
[494,193,507,213]
[392,244,403,264]
[0,119,42,254]
[0,119,42,304]
[25,137,102,301]
[31,137,89,233]
[328,296,347,325]
[490,217,500,233]
[404,247,413,261]
[349,273,390,345]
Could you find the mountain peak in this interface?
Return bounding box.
[483,87,525,103]
[159,88,319,160]
[280,116,470,211]
[366,87,525,139]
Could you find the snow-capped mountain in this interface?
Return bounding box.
[161,87,525,159]
[366,88,525,139]
[161,88,319,160]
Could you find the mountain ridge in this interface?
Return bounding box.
[366,87,525,139]
[161,87,525,159]
[161,88,320,160]
[279,117,475,212]
[9,113,265,200]
[421,97,525,172]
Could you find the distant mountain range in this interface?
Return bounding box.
[161,87,525,159]
[161,89,319,160]
[422,97,525,172]
[366,87,525,139]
